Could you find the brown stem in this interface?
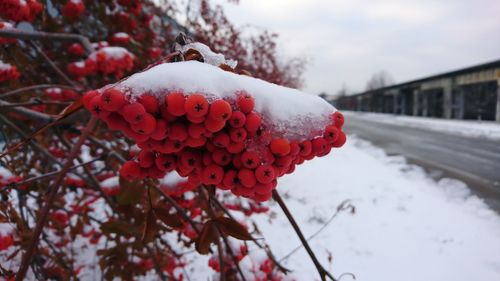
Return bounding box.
[0,29,94,54]
[0,100,54,123]
[207,191,290,274]
[272,189,337,281]
[29,42,83,88]
[152,185,201,234]
[15,117,97,281]
[0,84,80,98]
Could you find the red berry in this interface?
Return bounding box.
[237,92,254,113]
[255,165,275,184]
[169,123,188,141]
[234,186,254,198]
[270,138,290,156]
[150,119,168,140]
[122,103,146,124]
[104,113,127,131]
[209,99,232,121]
[120,161,141,180]
[186,136,206,148]
[226,141,245,154]
[176,162,194,176]
[202,165,224,185]
[229,111,246,128]
[332,111,344,128]
[311,138,327,155]
[187,114,206,124]
[89,95,110,118]
[204,117,225,133]
[180,150,201,168]
[188,123,206,138]
[299,140,312,156]
[161,140,184,153]
[138,150,155,168]
[332,131,346,147]
[138,94,159,114]
[241,151,260,169]
[323,125,339,144]
[238,169,256,188]
[165,92,186,116]
[131,113,157,135]
[160,106,177,121]
[83,90,99,110]
[229,127,247,143]
[245,112,261,134]
[101,88,126,112]
[185,94,208,117]
[254,182,273,195]
[123,127,149,142]
[222,170,238,190]
[155,154,176,171]
[203,152,213,166]
[213,133,230,148]
[289,140,300,156]
[232,153,242,169]
[212,149,232,166]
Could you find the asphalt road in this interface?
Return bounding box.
[343,113,500,212]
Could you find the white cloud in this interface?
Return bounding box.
[214,0,500,95]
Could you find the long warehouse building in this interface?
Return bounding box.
[334,60,500,122]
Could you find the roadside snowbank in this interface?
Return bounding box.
[344,111,500,141]
[245,135,500,281]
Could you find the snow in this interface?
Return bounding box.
[89,46,133,60]
[100,176,119,188]
[113,32,129,39]
[242,135,500,281]
[160,171,187,186]
[118,61,336,140]
[344,111,500,141]
[181,42,237,68]
[0,61,13,71]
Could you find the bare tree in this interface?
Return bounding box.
[365,71,394,91]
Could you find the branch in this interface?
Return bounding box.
[0,84,80,98]
[0,100,54,123]
[279,200,354,262]
[272,189,337,281]
[0,29,94,54]
[15,117,97,281]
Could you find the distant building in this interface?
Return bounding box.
[333,60,500,122]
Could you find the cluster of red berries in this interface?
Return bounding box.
[68,47,135,79]
[0,233,14,251]
[62,0,85,18]
[44,87,79,102]
[67,43,85,56]
[0,62,20,83]
[148,47,162,59]
[0,0,43,22]
[0,167,23,190]
[208,242,248,273]
[0,22,16,44]
[111,32,131,45]
[83,88,345,202]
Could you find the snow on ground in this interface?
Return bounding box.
[344,111,500,141]
[242,135,500,281]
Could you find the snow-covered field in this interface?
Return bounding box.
[344,111,500,141]
[215,135,500,281]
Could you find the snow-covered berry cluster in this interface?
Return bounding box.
[0,21,16,44]
[44,87,79,101]
[0,0,43,22]
[68,47,134,79]
[82,61,346,202]
[111,32,131,45]
[62,0,85,18]
[67,43,85,56]
[0,60,20,83]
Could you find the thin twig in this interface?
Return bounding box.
[15,117,97,281]
[0,29,94,54]
[0,84,80,98]
[0,100,54,123]
[279,200,354,262]
[272,189,337,281]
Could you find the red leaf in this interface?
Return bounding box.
[195,220,219,255]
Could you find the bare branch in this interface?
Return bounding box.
[0,29,94,54]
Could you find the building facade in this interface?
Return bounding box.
[334,60,500,122]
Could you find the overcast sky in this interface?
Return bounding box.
[214,0,500,95]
